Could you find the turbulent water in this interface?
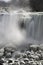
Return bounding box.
[0,11,43,48]
[25,14,43,44]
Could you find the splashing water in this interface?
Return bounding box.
[0,10,43,48]
[0,11,27,48]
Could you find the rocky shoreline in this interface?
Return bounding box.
[0,44,43,65]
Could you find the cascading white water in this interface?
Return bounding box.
[25,14,43,44]
[0,12,26,48]
[0,11,43,48]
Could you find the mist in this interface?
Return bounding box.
[0,11,43,48]
[0,0,43,48]
[0,12,27,48]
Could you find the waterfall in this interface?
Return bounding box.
[25,14,43,44]
[0,12,43,48]
[0,13,26,48]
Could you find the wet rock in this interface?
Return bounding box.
[27,55,32,59]
[25,62,29,65]
[35,61,39,65]
[13,51,22,59]
[0,53,4,58]
[28,61,35,65]
[14,60,20,65]
[0,48,4,58]
[14,54,21,59]
[12,63,15,65]
[26,51,31,55]
[4,47,15,55]
[3,63,8,65]
[41,52,43,60]
[8,59,12,63]
[7,58,14,65]
[0,48,4,53]
[31,50,34,55]
[30,45,39,51]
[0,59,4,63]
[39,44,43,51]
[22,54,27,58]
[0,59,5,65]
[20,61,25,65]
[28,61,36,65]
[32,62,36,65]
[1,58,7,63]
[21,49,25,53]
[39,62,42,65]
[5,52,12,58]
[29,58,34,61]
[0,44,42,65]
[38,50,42,54]
[41,60,43,65]
[0,63,3,65]
[30,54,39,60]
[23,58,29,63]
[37,53,42,60]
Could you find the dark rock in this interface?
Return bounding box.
[0,63,3,65]
[40,44,43,51]
[8,59,12,63]
[14,60,19,65]
[20,61,25,65]
[41,60,43,65]
[25,63,30,65]
[13,51,21,59]
[0,53,4,58]
[26,51,31,55]
[30,45,40,51]
[23,58,29,63]
[21,49,25,53]
[41,53,43,60]
[22,54,27,58]
[0,59,4,63]
[5,52,12,58]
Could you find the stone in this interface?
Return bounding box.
[0,48,4,53]
[26,51,31,55]
[41,52,43,60]
[20,61,25,65]
[39,44,43,50]
[5,52,12,58]
[22,54,27,58]
[30,55,39,60]
[0,53,4,58]
[23,58,29,63]
[8,59,12,63]
[0,59,4,63]
[30,45,39,51]
[13,51,22,59]
[41,60,43,65]
[4,47,15,53]
[14,60,20,65]
[0,63,3,65]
